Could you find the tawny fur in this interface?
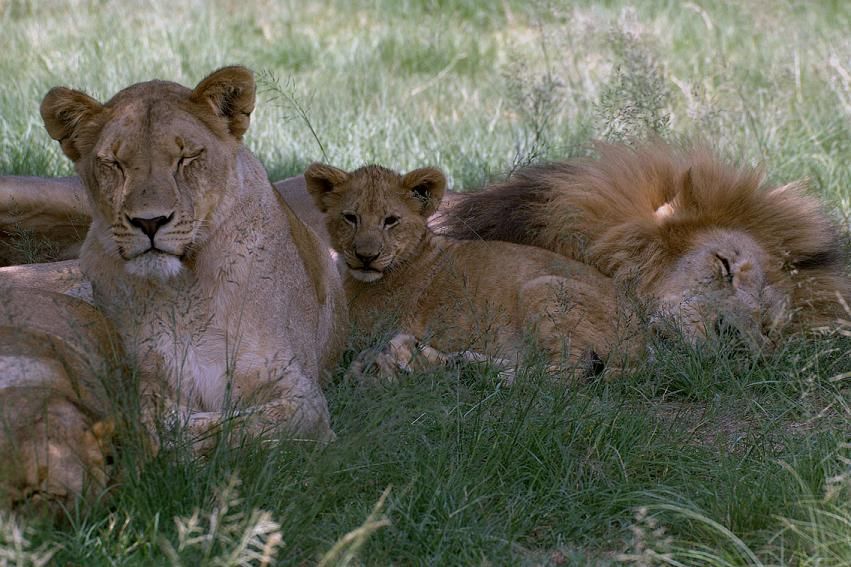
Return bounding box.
[0,288,119,517]
[0,176,88,265]
[306,163,642,380]
[443,142,850,343]
[40,67,347,447]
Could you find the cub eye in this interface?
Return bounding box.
[383,215,400,228]
[342,213,358,226]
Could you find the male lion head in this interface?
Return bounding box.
[1,289,120,517]
[650,228,790,350]
[638,158,848,349]
[305,163,446,282]
[40,66,256,279]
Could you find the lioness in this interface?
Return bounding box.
[1,287,118,516]
[305,163,640,380]
[443,142,851,348]
[38,66,346,445]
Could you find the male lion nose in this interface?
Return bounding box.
[356,251,380,266]
[128,213,173,239]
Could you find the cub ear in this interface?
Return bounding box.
[304,162,350,213]
[402,167,446,218]
[40,87,104,162]
[191,65,256,140]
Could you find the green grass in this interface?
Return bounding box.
[1,0,850,564]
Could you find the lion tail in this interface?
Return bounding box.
[439,163,559,248]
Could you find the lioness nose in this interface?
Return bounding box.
[129,213,173,239]
[356,251,380,265]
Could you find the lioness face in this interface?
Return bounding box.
[87,103,236,279]
[652,230,789,349]
[41,67,256,280]
[305,164,446,282]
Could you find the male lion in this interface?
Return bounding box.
[38,66,346,445]
[1,287,118,517]
[442,143,851,348]
[305,163,640,380]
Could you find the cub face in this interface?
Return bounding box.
[40,67,256,280]
[305,163,445,282]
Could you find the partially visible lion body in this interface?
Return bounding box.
[0,259,91,301]
[39,67,346,444]
[306,163,640,378]
[0,287,118,514]
[443,143,851,345]
[0,175,88,264]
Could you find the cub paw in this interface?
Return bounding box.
[345,333,424,384]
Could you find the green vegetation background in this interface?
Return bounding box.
[1,0,849,564]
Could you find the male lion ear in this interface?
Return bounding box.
[402,167,446,218]
[40,87,104,162]
[304,163,350,213]
[679,167,697,204]
[190,66,256,140]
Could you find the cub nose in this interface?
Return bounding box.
[128,213,173,239]
[356,251,380,266]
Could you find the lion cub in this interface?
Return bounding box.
[306,163,639,380]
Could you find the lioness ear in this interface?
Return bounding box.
[191,66,256,140]
[305,162,350,213]
[40,87,104,162]
[402,167,446,218]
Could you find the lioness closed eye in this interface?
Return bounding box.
[305,163,642,381]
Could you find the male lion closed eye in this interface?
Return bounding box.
[305,163,643,381]
[441,142,851,349]
[39,66,347,449]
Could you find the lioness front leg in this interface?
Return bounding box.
[143,388,334,454]
[140,387,226,456]
[140,377,247,456]
[224,364,336,443]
